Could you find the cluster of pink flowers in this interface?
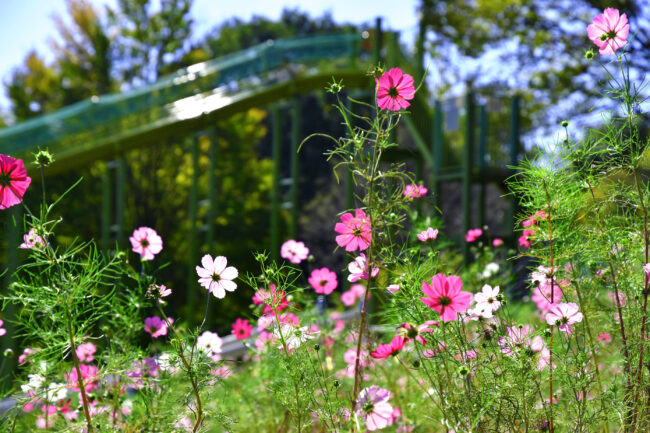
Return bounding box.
[519,210,547,248]
[280,239,309,264]
[20,228,46,250]
[340,283,367,306]
[403,184,427,199]
[252,284,289,315]
[465,228,483,243]
[417,227,438,242]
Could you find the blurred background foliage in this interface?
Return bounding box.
[3,0,649,332]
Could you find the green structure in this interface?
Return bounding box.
[1,24,521,324]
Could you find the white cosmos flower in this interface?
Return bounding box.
[196,255,238,298]
[273,324,319,350]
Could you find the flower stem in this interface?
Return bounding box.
[65,307,94,433]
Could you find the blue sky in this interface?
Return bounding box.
[0,0,419,114]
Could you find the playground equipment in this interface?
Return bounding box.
[0,20,522,367]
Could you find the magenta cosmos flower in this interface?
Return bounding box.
[308,267,338,295]
[232,318,253,340]
[144,316,170,338]
[280,239,309,264]
[546,302,583,333]
[465,228,483,242]
[196,254,238,298]
[398,320,439,345]
[129,227,163,261]
[420,274,472,322]
[356,386,394,431]
[403,183,427,198]
[335,208,371,252]
[65,363,100,392]
[587,8,629,55]
[76,342,96,363]
[370,335,406,359]
[376,68,415,111]
[0,155,31,210]
[417,227,438,242]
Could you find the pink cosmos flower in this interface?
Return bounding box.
[144,316,170,338]
[417,227,439,242]
[492,238,503,247]
[403,184,428,198]
[19,228,46,250]
[587,8,629,55]
[347,254,379,282]
[308,267,338,295]
[76,342,96,363]
[254,331,276,351]
[370,335,406,359]
[335,208,371,252]
[340,290,357,306]
[376,68,415,111]
[597,333,611,343]
[608,291,627,307]
[420,274,472,322]
[129,227,163,261]
[465,228,483,242]
[387,284,400,294]
[546,302,583,333]
[532,282,563,313]
[65,363,99,392]
[196,255,238,298]
[499,326,543,357]
[398,321,439,345]
[19,347,35,364]
[0,319,6,337]
[211,366,232,379]
[0,155,31,210]
[356,386,394,431]
[644,263,650,279]
[232,318,253,340]
[253,284,289,315]
[280,239,309,264]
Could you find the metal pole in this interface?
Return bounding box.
[462,91,474,265]
[373,17,382,66]
[207,129,217,251]
[508,96,520,239]
[432,99,443,210]
[290,99,300,239]
[478,104,487,229]
[101,162,112,251]
[115,158,126,249]
[270,106,282,261]
[187,138,199,322]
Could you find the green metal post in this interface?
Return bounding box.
[290,99,300,239]
[207,129,217,251]
[1,206,21,386]
[478,104,487,228]
[187,138,199,322]
[508,96,521,238]
[416,14,426,81]
[432,100,443,210]
[462,91,475,265]
[270,106,282,261]
[101,162,112,251]
[373,17,382,66]
[115,158,126,248]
